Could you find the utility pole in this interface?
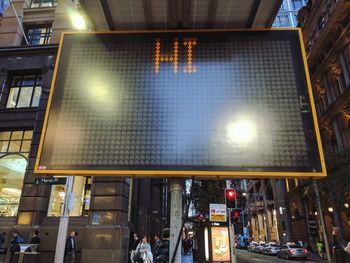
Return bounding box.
[313,179,331,263]
[54,176,74,263]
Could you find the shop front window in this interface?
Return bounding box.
[48,177,91,216]
[0,130,32,216]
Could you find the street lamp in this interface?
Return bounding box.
[70,13,87,30]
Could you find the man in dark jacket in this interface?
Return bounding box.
[64,231,77,263]
[30,230,40,245]
[9,231,21,263]
[153,234,163,263]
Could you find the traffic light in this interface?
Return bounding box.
[225,188,236,209]
[232,210,239,222]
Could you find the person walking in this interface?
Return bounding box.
[30,230,40,245]
[136,236,153,263]
[130,233,140,263]
[317,240,325,259]
[153,234,162,263]
[64,231,77,263]
[9,231,21,263]
[0,232,6,254]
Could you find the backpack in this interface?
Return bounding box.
[17,236,24,244]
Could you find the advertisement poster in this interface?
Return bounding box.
[211,227,231,262]
[209,204,227,222]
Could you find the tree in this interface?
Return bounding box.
[190,179,226,215]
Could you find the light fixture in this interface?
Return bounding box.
[71,13,87,30]
[315,212,318,216]
[345,203,349,209]
[204,227,209,261]
[242,192,247,197]
[328,207,334,213]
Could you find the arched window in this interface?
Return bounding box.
[0,154,27,216]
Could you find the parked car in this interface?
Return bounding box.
[255,243,266,254]
[247,242,258,252]
[262,243,280,255]
[277,244,308,260]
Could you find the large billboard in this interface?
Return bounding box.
[35,29,326,177]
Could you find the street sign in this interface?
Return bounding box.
[35,29,326,178]
[35,177,67,185]
[210,204,227,222]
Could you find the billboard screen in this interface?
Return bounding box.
[35,29,326,177]
[211,227,231,262]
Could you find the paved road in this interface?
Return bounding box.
[236,249,321,263]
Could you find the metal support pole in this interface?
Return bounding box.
[228,210,237,263]
[169,178,183,263]
[54,176,74,263]
[10,1,29,45]
[313,179,331,263]
[128,178,133,222]
[226,180,237,263]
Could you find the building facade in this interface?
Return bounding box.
[285,0,350,246]
[273,0,308,28]
[247,0,308,244]
[0,1,167,262]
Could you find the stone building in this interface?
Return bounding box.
[283,0,350,246]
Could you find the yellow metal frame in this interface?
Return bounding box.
[34,28,327,178]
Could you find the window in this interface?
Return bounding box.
[26,25,52,45]
[30,0,57,8]
[6,74,42,108]
[0,130,33,217]
[331,132,339,153]
[0,130,33,159]
[318,15,325,30]
[336,73,346,95]
[292,0,304,10]
[47,177,91,217]
[340,52,350,88]
[276,15,290,27]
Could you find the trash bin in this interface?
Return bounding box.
[14,244,40,263]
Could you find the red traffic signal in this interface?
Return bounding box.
[233,210,239,222]
[225,189,236,209]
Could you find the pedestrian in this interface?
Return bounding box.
[153,234,162,263]
[135,236,153,263]
[0,232,6,254]
[9,231,22,263]
[130,233,140,263]
[30,230,41,245]
[64,231,77,263]
[317,240,325,259]
[344,241,350,263]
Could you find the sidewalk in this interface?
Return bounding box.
[308,252,327,262]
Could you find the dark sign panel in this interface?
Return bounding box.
[35,29,326,177]
[35,177,67,185]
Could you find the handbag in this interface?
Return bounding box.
[133,250,141,261]
[344,242,350,254]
